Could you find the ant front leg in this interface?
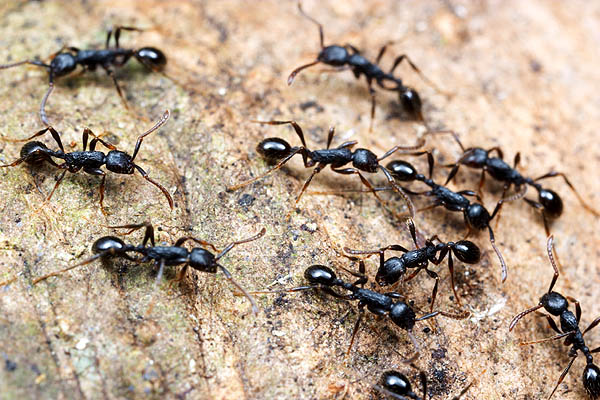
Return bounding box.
[107,26,144,49]
[108,221,156,247]
[104,67,130,111]
[85,129,117,152]
[347,303,365,355]
[132,164,174,210]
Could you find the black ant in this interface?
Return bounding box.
[0,26,167,125]
[32,222,266,314]
[509,236,600,399]
[287,1,446,129]
[226,119,419,218]
[345,219,480,312]
[0,110,173,214]
[437,131,600,236]
[374,366,482,399]
[319,153,507,282]
[248,263,467,356]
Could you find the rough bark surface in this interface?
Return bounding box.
[1,1,599,399]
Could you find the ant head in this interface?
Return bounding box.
[386,160,417,181]
[304,265,336,286]
[189,248,217,273]
[452,240,481,264]
[583,364,600,399]
[538,188,563,218]
[317,45,349,66]
[380,370,413,397]
[92,236,126,255]
[540,292,568,316]
[400,87,423,120]
[104,150,134,175]
[257,138,292,164]
[135,47,167,70]
[461,148,489,168]
[389,301,416,330]
[464,203,491,231]
[20,141,50,164]
[49,53,77,77]
[352,148,379,173]
[375,257,406,286]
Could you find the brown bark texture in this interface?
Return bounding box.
[1,1,599,399]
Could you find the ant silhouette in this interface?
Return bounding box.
[345,219,480,312]
[435,131,600,236]
[247,262,467,357]
[0,110,173,214]
[32,222,266,314]
[226,119,419,219]
[0,26,167,125]
[287,1,446,129]
[509,236,600,399]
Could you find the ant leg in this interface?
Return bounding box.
[107,222,155,247]
[83,168,108,216]
[2,126,65,153]
[175,236,219,252]
[389,54,450,97]
[446,252,462,308]
[0,59,50,70]
[130,110,171,161]
[583,316,600,336]
[145,258,166,318]
[523,198,552,236]
[424,269,440,312]
[226,147,309,191]
[107,26,144,49]
[548,355,577,400]
[519,331,573,346]
[132,164,174,209]
[347,304,365,355]
[292,163,326,208]
[509,304,543,331]
[215,227,266,260]
[487,225,507,283]
[535,171,600,216]
[104,67,130,111]
[251,120,309,149]
[565,296,581,324]
[216,263,259,314]
[32,252,106,284]
[367,78,376,133]
[326,127,335,149]
[378,167,416,220]
[46,170,67,202]
[86,129,117,151]
[168,264,188,289]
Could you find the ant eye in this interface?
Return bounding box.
[538,189,563,218]
[400,88,423,119]
[386,160,416,181]
[257,138,291,163]
[136,47,167,70]
[453,241,481,264]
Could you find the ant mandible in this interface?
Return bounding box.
[32,222,266,314]
[226,119,419,219]
[0,26,166,125]
[287,1,446,129]
[345,219,481,312]
[436,131,600,236]
[0,110,173,214]
[248,262,467,357]
[509,236,600,399]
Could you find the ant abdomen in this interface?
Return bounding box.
[538,188,563,218]
[400,87,423,120]
[584,364,600,399]
[380,370,415,397]
[257,137,292,163]
[452,241,481,264]
[20,141,49,164]
[92,236,126,254]
[304,265,337,286]
[135,47,167,70]
[386,160,417,181]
